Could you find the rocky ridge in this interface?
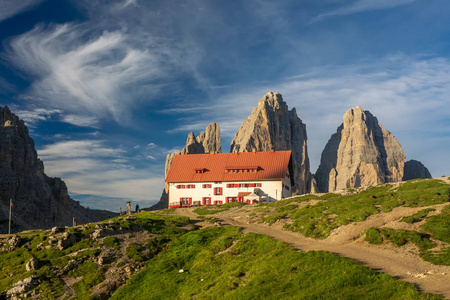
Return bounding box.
[403,160,432,181]
[0,106,111,233]
[315,106,405,193]
[149,123,222,210]
[0,214,178,299]
[230,92,311,194]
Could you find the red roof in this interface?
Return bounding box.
[166,151,292,183]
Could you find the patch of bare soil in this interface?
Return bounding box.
[173,203,450,299]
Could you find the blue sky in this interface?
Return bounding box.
[0,0,449,211]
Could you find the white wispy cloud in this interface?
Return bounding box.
[37,139,166,208]
[11,107,62,127]
[6,21,180,127]
[311,0,417,23]
[38,140,124,159]
[0,0,45,22]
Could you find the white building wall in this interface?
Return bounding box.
[168,177,291,207]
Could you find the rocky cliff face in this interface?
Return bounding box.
[230,92,311,194]
[315,106,405,193]
[149,123,222,210]
[403,160,432,181]
[0,106,110,232]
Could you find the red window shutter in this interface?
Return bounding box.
[220,187,222,195]
[189,198,192,205]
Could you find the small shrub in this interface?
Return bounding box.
[364,228,383,244]
[103,237,119,249]
[400,208,436,224]
[126,243,146,261]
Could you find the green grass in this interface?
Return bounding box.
[126,243,147,261]
[259,212,288,225]
[265,179,450,239]
[103,236,120,249]
[400,208,436,223]
[193,202,246,215]
[112,226,442,299]
[0,212,194,297]
[364,227,449,265]
[364,228,435,249]
[421,205,450,243]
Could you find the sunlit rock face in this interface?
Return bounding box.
[150,122,222,210]
[315,106,405,193]
[230,92,311,194]
[0,106,108,232]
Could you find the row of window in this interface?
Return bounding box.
[176,184,196,189]
[283,183,290,191]
[226,169,257,173]
[226,183,262,188]
[176,183,261,189]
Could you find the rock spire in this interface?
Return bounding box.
[315,106,405,193]
[230,92,311,194]
[149,122,222,210]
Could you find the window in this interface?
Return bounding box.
[202,197,211,205]
[214,187,222,195]
[202,184,211,188]
[180,197,191,205]
[187,184,195,189]
[214,200,223,205]
[176,185,185,189]
[214,181,222,184]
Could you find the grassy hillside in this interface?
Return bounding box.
[249,179,449,266]
[113,226,441,299]
[0,178,448,299]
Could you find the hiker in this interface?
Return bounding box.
[135,204,140,213]
[126,202,132,215]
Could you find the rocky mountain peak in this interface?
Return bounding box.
[150,122,222,210]
[403,160,432,181]
[0,106,110,232]
[315,106,405,193]
[230,92,311,194]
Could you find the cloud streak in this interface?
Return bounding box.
[6,21,181,127]
[0,0,45,22]
[311,0,417,23]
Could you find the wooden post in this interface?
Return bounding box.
[8,199,12,235]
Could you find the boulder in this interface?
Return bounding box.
[7,235,21,252]
[6,276,41,297]
[57,232,78,250]
[25,257,40,271]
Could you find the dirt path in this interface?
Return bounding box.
[173,206,450,299]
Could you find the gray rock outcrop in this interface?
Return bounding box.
[403,159,432,181]
[0,106,111,232]
[149,122,222,210]
[25,257,40,271]
[230,92,311,194]
[315,106,405,193]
